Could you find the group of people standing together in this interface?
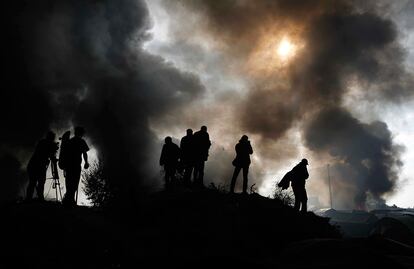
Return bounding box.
[26,127,90,207]
[160,126,211,188]
[160,126,310,212]
[159,126,254,192]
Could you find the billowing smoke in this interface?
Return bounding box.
[2,0,204,204]
[152,0,412,208]
[3,0,413,209]
[304,107,403,209]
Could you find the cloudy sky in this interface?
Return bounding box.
[143,0,414,209]
[3,0,414,209]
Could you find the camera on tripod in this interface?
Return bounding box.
[49,141,63,202]
[50,141,60,180]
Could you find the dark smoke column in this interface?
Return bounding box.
[2,0,205,204]
[304,107,402,209]
[177,0,411,208]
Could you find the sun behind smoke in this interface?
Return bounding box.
[246,32,304,77]
[277,37,296,62]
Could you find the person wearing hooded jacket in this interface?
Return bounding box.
[229,135,253,194]
[290,159,309,212]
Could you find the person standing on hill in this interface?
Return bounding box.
[160,136,180,188]
[62,127,89,207]
[26,131,58,201]
[180,129,195,186]
[229,135,253,194]
[192,126,211,187]
[290,159,309,212]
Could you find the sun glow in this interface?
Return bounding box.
[277,38,296,62]
[245,30,304,77]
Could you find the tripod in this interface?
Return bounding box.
[50,158,63,202]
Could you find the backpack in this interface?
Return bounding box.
[278,170,292,190]
[58,131,71,170]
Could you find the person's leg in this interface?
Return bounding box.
[190,165,195,184]
[72,168,81,205]
[193,162,200,184]
[301,188,308,213]
[183,164,193,186]
[170,166,177,185]
[188,165,194,185]
[26,170,37,201]
[63,167,80,206]
[63,170,75,206]
[242,166,249,194]
[164,165,171,188]
[36,174,46,201]
[198,161,205,186]
[183,163,189,183]
[292,187,300,211]
[230,166,241,193]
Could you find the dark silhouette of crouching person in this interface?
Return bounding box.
[230,135,253,194]
[160,137,180,188]
[62,127,89,207]
[26,131,58,201]
[291,159,309,212]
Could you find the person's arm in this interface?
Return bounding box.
[235,143,240,155]
[81,140,90,169]
[207,134,211,149]
[248,142,253,154]
[83,151,89,169]
[304,168,309,179]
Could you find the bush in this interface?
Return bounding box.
[273,183,295,207]
[82,161,114,208]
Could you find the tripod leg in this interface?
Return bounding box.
[58,181,63,202]
[55,179,58,202]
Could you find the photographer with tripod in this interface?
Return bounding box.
[26,131,59,201]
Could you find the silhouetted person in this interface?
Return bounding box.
[291,159,309,212]
[58,130,71,171]
[192,126,211,187]
[26,131,58,201]
[160,136,180,188]
[230,135,253,194]
[62,127,89,207]
[180,129,195,185]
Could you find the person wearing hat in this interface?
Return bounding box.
[290,158,309,212]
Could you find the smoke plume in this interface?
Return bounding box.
[153,0,412,208]
[2,0,204,204]
[2,0,413,209]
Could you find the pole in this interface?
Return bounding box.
[327,164,333,209]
